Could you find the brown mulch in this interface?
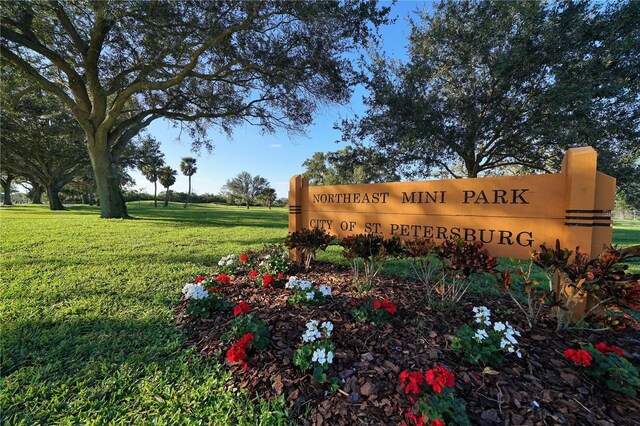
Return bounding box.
[175,262,640,425]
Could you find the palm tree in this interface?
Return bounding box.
[138,137,165,207]
[141,157,165,207]
[180,157,197,208]
[158,166,177,208]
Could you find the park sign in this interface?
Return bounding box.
[289,147,615,259]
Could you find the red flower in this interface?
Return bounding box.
[425,366,455,394]
[429,420,445,426]
[403,408,425,426]
[239,253,249,263]
[373,300,382,310]
[262,274,275,289]
[194,275,207,284]
[233,301,251,316]
[399,370,424,395]
[594,342,625,357]
[277,272,284,279]
[217,274,231,284]
[248,271,259,279]
[351,299,359,306]
[382,299,397,315]
[226,332,254,370]
[564,348,593,367]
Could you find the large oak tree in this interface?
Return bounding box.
[341,0,639,204]
[1,0,389,218]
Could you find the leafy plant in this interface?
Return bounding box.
[533,241,640,330]
[284,227,334,269]
[222,314,270,351]
[565,342,640,396]
[439,238,498,278]
[185,293,229,318]
[451,306,521,367]
[350,297,397,326]
[217,253,239,275]
[399,366,470,426]
[286,276,331,306]
[182,281,230,318]
[496,261,549,329]
[340,233,404,294]
[293,320,336,383]
[403,238,440,296]
[257,243,290,276]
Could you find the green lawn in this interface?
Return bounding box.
[1,203,291,425]
[1,203,638,424]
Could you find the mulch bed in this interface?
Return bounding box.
[175,262,640,425]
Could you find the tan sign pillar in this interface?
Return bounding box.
[288,147,615,261]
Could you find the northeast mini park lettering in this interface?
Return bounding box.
[312,188,529,205]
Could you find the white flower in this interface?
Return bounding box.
[218,260,224,266]
[312,348,327,364]
[474,329,489,340]
[286,277,298,289]
[298,280,312,290]
[302,329,321,342]
[319,285,332,297]
[182,283,209,300]
[326,351,334,364]
[473,306,491,326]
[493,322,506,332]
[321,321,333,337]
[264,254,271,260]
[302,320,322,342]
[305,291,315,300]
[226,259,233,266]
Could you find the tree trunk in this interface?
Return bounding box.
[246,200,250,209]
[154,180,158,207]
[31,184,43,204]
[184,176,191,208]
[2,175,13,205]
[46,183,65,210]
[87,135,128,218]
[164,189,170,207]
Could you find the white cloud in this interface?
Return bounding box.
[269,144,282,148]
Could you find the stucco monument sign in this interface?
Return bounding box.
[289,147,615,259]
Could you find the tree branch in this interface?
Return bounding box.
[0,45,90,128]
[1,25,92,113]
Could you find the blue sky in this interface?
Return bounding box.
[131,1,432,198]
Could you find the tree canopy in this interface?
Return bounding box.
[1,67,90,210]
[340,0,639,206]
[1,0,390,217]
[302,146,398,186]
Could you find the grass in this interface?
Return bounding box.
[1,203,638,423]
[1,202,291,425]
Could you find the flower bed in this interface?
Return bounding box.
[176,251,640,425]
